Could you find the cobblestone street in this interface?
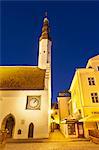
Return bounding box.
[0,130,99,150]
[1,141,99,150]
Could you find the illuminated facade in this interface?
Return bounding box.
[70,55,99,138]
[57,91,79,138]
[0,16,52,139]
[57,55,99,138]
[50,103,59,132]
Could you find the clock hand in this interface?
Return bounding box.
[33,99,36,103]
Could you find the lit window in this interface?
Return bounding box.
[91,93,99,103]
[88,77,95,85]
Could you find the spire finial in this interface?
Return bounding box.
[45,11,47,18]
[43,11,49,23]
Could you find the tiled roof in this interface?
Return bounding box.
[0,66,45,90]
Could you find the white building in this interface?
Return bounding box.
[0,16,52,139]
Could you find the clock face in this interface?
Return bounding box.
[29,98,39,108]
[26,96,41,110]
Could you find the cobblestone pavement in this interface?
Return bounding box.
[0,141,99,150]
[0,130,99,150]
[48,130,88,142]
[49,130,66,141]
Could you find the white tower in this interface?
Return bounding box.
[38,16,52,69]
[38,15,52,134]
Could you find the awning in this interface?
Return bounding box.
[79,114,99,122]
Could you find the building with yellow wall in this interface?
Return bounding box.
[57,91,79,138]
[70,55,99,138]
[57,91,70,121]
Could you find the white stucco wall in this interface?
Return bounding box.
[0,90,50,139]
[38,39,52,69]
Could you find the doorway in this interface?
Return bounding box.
[77,122,84,138]
[1,114,15,138]
[28,123,34,138]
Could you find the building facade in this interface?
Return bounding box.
[57,91,79,138]
[70,55,99,138]
[57,55,99,138]
[50,103,59,132]
[0,16,52,139]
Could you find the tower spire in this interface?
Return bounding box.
[38,13,52,69]
[39,13,51,41]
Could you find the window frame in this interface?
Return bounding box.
[91,92,99,103]
[88,77,95,86]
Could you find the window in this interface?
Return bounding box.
[68,123,76,135]
[18,129,21,134]
[88,66,92,69]
[91,93,99,103]
[88,77,95,85]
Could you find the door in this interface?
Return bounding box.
[28,123,34,138]
[77,122,84,138]
[5,116,15,138]
[68,123,76,135]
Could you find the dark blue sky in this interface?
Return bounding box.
[1,1,99,102]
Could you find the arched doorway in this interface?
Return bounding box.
[28,123,34,138]
[1,114,15,138]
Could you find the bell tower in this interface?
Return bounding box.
[38,14,52,69]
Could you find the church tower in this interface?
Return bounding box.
[38,15,52,69]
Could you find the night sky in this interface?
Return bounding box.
[1,1,99,102]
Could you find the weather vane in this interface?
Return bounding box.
[45,11,47,17]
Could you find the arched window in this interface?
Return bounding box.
[18,129,21,134]
[28,123,34,138]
